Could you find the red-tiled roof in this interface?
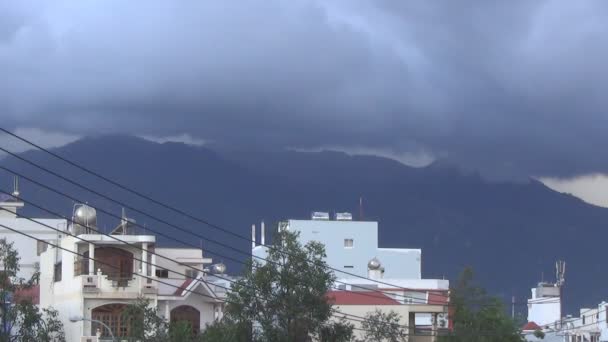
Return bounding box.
[174,278,194,296]
[522,321,541,331]
[327,291,400,305]
[428,291,449,305]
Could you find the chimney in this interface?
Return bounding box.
[261,221,265,245]
[251,224,256,249]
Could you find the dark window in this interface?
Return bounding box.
[156,269,169,278]
[185,269,198,279]
[37,241,48,256]
[54,262,62,282]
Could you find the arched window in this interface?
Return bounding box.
[171,305,200,334]
[91,304,129,337]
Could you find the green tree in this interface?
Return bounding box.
[198,319,250,342]
[319,316,355,342]
[223,229,342,342]
[440,267,523,342]
[122,297,209,342]
[0,238,65,342]
[122,297,169,341]
[359,309,407,342]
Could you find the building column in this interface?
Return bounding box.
[142,243,148,277]
[431,313,438,342]
[88,243,94,275]
[151,254,157,280]
[408,312,415,342]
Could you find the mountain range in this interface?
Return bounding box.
[1,135,605,316]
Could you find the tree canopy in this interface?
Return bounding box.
[213,229,347,341]
[440,267,523,342]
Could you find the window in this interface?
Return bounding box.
[185,269,199,279]
[583,315,586,325]
[156,269,169,278]
[344,239,354,248]
[53,262,62,282]
[37,241,48,256]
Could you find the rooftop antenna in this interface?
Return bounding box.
[12,176,19,197]
[359,197,364,221]
[556,260,566,287]
[556,260,566,323]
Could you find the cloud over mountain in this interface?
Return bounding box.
[1,0,607,178]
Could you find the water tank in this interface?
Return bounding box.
[72,204,97,235]
[368,257,382,270]
[211,263,227,274]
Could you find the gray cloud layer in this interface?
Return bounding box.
[1,0,608,178]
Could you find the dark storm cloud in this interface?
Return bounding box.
[1,0,608,178]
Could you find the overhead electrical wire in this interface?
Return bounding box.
[0,128,457,296]
[0,215,412,332]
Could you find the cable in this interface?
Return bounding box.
[0,165,448,305]
[0,204,420,332]
[0,191,433,325]
[0,165,558,309]
[0,129,453,294]
[0,218,411,333]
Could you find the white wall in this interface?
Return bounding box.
[0,217,67,280]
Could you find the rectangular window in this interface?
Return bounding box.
[344,239,354,248]
[185,269,199,279]
[37,241,48,256]
[155,269,169,278]
[54,262,62,282]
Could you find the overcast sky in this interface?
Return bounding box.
[1,0,608,181]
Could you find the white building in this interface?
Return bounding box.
[0,183,67,281]
[38,205,228,341]
[251,212,449,341]
[252,214,421,279]
[523,262,605,342]
[527,282,562,329]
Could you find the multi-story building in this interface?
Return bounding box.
[251,212,449,342]
[0,180,67,281]
[38,204,227,341]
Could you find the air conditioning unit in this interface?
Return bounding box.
[81,337,98,342]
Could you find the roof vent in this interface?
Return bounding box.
[311,212,330,220]
[335,212,352,221]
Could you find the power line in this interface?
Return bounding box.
[0,129,453,294]
[0,131,564,312]
[0,163,449,305]
[0,218,412,333]
[0,189,436,325]
[0,157,559,309]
